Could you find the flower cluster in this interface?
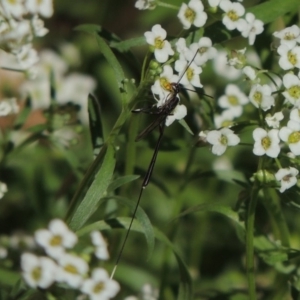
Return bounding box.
[134,1,298,194]
[21,219,119,299]
[144,23,217,126]
[21,48,96,124]
[0,0,53,71]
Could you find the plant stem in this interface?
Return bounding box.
[157,1,179,10]
[246,184,259,300]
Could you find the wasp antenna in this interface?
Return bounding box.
[177,48,199,84]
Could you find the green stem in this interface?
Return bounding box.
[246,157,263,300]
[246,185,259,300]
[156,1,179,10]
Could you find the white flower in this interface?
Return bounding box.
[265,112,284,128]
[277,44,300,70]
[34,219,78,258]
[249,84,274,111]
[56,253,89,288]
[9,232,35,249]
[275,167,299,193]
[243,66,257,81]
[31,16,49,37]
[16,44,39,70]
[177,0,208,30]
[1,0,25,18]
[282,73,300,107]
[0,247,7,259]
[56,73,96,123]
[81,268,120,300]
[165,104,187,126]
[252,128,280,158]
[218,84,249,117]
[237,13,264,45]
[206,128,240,156]
[273,25,300,48]
[90,231,109,260]
[22,79,51,110]
[279,120,300,155]
[227,48,246,68]
[0,182,7,199]
[151,65,178,104]
[144,24,174,63]
[174,60,202,88]
[219,0,245,31]
[188,37,217,66]
[175,38,189,61]
[214,109,235,128]
[135,0,156,10]
[0,98,19,116]
[290,108,300,123]
[21,253,57,288]
[25,0,54,18]
[213,50,242,80]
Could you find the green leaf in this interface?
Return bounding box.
[78,217,192,300]
[69,145,116,231]
[110,36,146,52]
[107,175,140,193]
[75,24,125,90]
[13,96,31,130]
[247,0,299,24]
[78,196,154,261]
[178,202,244,230]
[93,33,125,91]
[178,119,194,135]
[88,94,104,157]
[74,24,101,35]
[0,268,20,286]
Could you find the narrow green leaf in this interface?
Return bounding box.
[178,202,244,230]
[69,145,116,231]
[77,217,192,300]
[74,24,101,34]
[178,119,194,135]
[75,24,125,90]
[93,33,125,90]
[13,96,31,130]
[78,196,155,261]
[247,0,299,24]
[110,36,146,52]
[88,94,104,157]
[107,175,140,193]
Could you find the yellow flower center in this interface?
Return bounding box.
[93,282,105,294]
[31,267,42,281]
[64,264,78,274]
[199,47,208,54]
[186,67,194,81]
[50,235,62,246]
[288,85,300,99]
[253,91,262,104]
[284,32,295,41]
[220,135,228,145]
[288,51,298,66]
[227,10,239,21]
[288,131,300,144]
[221,120,233,127]
[159,77,172,91]
[154,37,165,50]
[184,8,196,23]
[261,136,271,150]
[228,95,239,106]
